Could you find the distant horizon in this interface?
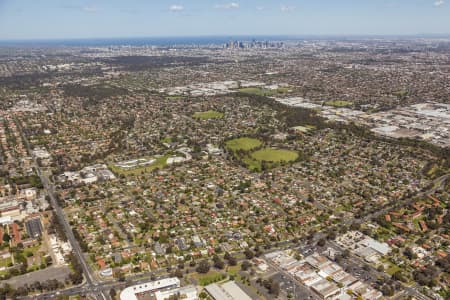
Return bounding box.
[1,33,450,47]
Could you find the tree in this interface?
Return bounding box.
[263,279,280,296]
[241,260,251,271]
[244,249,254,259]
[342,249,350,258]
[350,223,361,231]
[269,281,280,296]
[392,271,407,282]
[403,247,417,260]
[196,260,210,274]
[2,233,11,243]
[326,231,337,240]
[214,259,225,270]
[317,238,326,247]
[173,269,184,279]
[381,285,394,296]
[224,252,232,261]
[227,256,237,266]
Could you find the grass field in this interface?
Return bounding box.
[242,156,262,171]
[225,137,262,152]
[192,270,227,286]
[226,264,241,277]
[109,155,170,175]
[161,136,173,143]
[226,138,299,171]
[251,148,298,162]
[393,90,408,98]
[386,263,402,276]
[325,100,352,107]
[0,257,12,268]
[23,245,41,257]
[193,110,224,120]
[239,87,290,97]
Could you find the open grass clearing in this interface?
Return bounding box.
[239,87,290,97]
[226,264,241,277]
[0,257,12,268]
[109,155,170,176]
[251,148,298,163]
[242,156,262,172]
[225,137,262,152]
[386,263,402,276]
[166,95,184,101]
[193,110,224,120]
[191,270,227,286]
[324,100,352,107]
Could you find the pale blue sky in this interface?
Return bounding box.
[0,0,449,40]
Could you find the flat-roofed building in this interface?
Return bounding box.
[305,253,331,269]
[205,281,252,300]
[348,281,383,300]
[154,285,198,300]
[310,279,340,299]
[119,277,180,300]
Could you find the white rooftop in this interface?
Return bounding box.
[120,277,180,300]
[205,281,252,300]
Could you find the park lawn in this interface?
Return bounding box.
[393,90,408,97]
[161,136,173,143]
[426,164,440,177]
[325,100,352,107]
[242,156,262,172]
[27,265,42,272]
[225,137,262,152]
[251,148,298,163]
[193,110,224,120]
[23,244,41,257]
[109,155,170,176]
[0,257,12,268]
[239,87,290,97]
[226,264,241,277]
[386,263,402,276]
[192,270,227,286]
[276,87,291,93]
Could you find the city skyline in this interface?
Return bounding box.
[0,0,450,40]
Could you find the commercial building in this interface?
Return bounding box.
[120,277,180,300]
[154,285,198,300]
[205,281,252,300]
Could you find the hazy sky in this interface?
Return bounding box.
[0,0,449,40]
